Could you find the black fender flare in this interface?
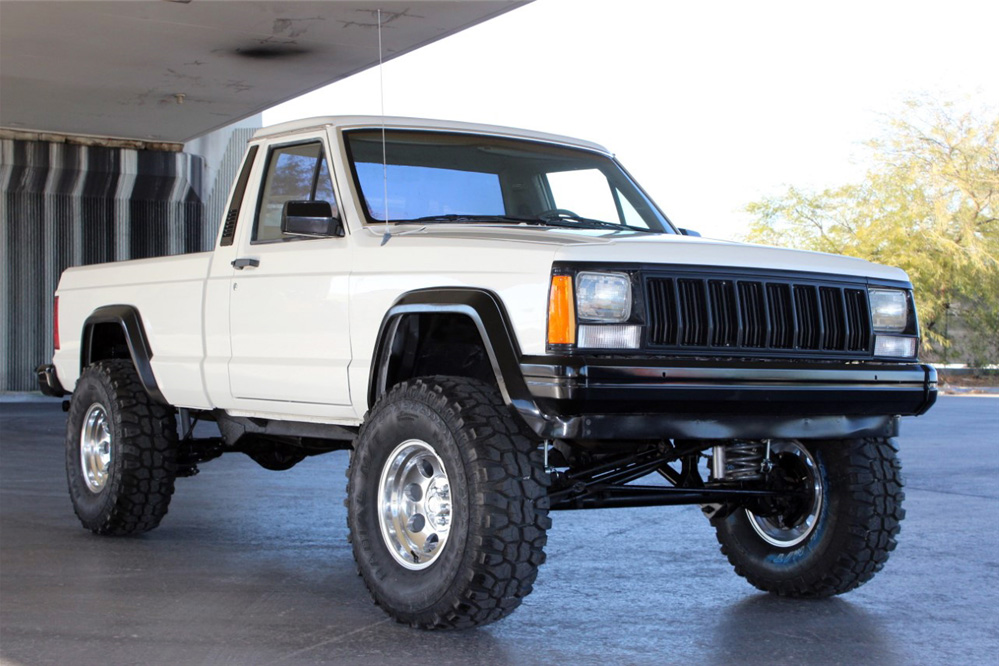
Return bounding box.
[81,305,166,404]
[367,288,551,437]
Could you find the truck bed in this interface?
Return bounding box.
[53,251,214,408]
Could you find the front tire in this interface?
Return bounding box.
[713,438,905,597]
[66,360,178,535]
[347,377,550,629]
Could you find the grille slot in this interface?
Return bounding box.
[738,282,766,348]
[709,280,737,347]
[767,283,794,349]
[820,287,845,350]
[845,288,871,351]
[678,279,708,346]
[646,273,872,355]
[647,278,677,345]
[794,285,820,349]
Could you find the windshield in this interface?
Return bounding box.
[344,129,675,233]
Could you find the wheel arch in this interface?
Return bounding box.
[81,305,166,404]
[367,288,548,435]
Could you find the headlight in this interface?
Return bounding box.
[869,288,908,332]
[576,272,632,322]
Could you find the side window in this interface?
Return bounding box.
[315,158,337,207]
[254,142,338,242]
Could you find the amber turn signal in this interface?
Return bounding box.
[547,275,576,345]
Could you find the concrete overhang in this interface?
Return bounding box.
[0,0,529,144]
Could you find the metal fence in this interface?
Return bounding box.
[0,129,253,392]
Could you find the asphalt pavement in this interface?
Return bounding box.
[1,396,997,665]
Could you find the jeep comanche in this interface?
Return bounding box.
[37,116,937,629]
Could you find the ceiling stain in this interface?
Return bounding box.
[338,7,425,29]
[226,80,253,93]
[118,88,156,107]
[166,68,204,86]
[273,16,325,39]
[233,44,310,60]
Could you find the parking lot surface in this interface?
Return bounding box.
[1,396,997,665]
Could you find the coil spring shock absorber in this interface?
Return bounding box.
[711,440,769,483]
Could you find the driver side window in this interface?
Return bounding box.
[254,142,339,242]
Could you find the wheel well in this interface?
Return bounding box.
[80,306,166,403]
[86,322,130,365]
[379,313,497,397]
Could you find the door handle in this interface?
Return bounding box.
[232,257,260,270]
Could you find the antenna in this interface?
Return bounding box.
[378,8,391,246]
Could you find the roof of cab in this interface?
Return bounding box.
[251,115,611,154]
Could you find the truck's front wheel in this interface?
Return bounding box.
[65,360,178,535]
[713,438,905,597]
[347,377,550,629]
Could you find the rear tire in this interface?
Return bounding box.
[713,438,905,597]
[66,360,178,535]
[347,376,550,629]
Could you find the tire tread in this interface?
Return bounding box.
[716,437,904,597]
[347,376,550,629]
[68,359,177,535]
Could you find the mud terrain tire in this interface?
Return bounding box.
[713,438,905,597]
[347,376,550,629]
[66,360,178,535]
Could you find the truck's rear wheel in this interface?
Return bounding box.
[712,438,904,597]
[347,376,550,629]
[66,360,178,535]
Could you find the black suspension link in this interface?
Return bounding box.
[548,444,794,511]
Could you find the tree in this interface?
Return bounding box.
[745,98,998,365]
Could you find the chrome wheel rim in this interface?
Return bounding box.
[80,403,112,493]
[747,440,823,548]
[377,439,452,570]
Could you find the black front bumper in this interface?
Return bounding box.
[518,357,937,440]
[36,364,68,398]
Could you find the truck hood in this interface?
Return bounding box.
[380,224,910,282]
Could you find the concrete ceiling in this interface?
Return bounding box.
[0,0,529,143]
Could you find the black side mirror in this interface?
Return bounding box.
[281,200,344,238]
[678,227,701,237]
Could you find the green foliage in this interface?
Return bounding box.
[745,98,999,363]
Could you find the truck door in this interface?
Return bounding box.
[226,133,353,407]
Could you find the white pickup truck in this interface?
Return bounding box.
[38,116,937,629]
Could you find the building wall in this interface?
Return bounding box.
[185,117,259,250]
[0,124,255,392]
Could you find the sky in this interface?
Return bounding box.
[264,0,999,241]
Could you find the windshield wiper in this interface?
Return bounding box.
[391,212,659,233]
[535,212,659,233]
[393,214,538,225]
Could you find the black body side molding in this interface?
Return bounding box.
[368,288,553,436]
[82,305,167,404]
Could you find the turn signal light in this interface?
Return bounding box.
[874,334,917,358]
[547,275,576,345]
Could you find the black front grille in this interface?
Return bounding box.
[646,274,871,355]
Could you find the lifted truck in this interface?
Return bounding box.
[38,116,937,629]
